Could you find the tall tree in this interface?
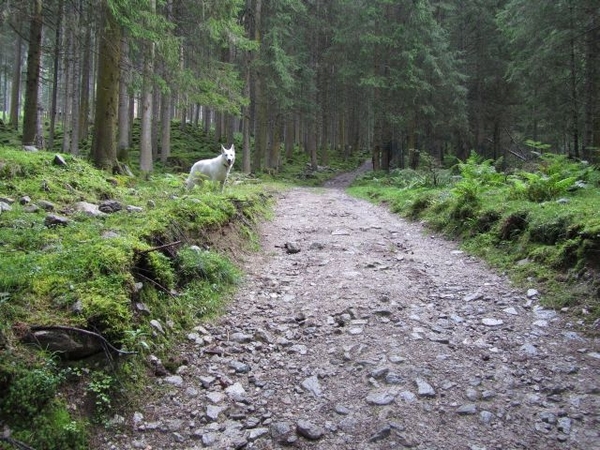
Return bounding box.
[91,0,121,170]
[140,0,156,174]
[8,11,24,131]
[48,0,63,150]
[22,0,43,147]
[498,0,597,157]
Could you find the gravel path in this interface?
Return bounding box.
[95,169,600,450]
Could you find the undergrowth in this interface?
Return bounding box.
[0,146,269,448]
[350,152,600,321]
[0,121,356,448]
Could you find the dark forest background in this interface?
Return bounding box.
[1,0,599,172]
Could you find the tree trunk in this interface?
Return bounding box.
[61,22,72,154]
[242,2,252,174]
[267,113,282,169]
[91,0,121,171]
[284,116,294,161]
[79,5,92,143]
[160,90,171,163]
[251,0,264,172]
[583,5,599,162]
[568,1,579,158]
[254,75,267,171]
[118,32,131,159]
[22,0,43,147]
[9,20,23,131]
[48,0,63,150]
[70,16,81,155]
[140,0,156,175]
[160,0,173,164]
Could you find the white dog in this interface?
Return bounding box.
[186,144,235,192]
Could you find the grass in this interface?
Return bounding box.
[0,147,269,447]
[349,153,600,322]
[0,120,362,448]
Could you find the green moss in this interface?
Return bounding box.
[350,155,600,320]
[79,281,133,339]
[0,366,61,419]
[12,399,88,450]
[176,247,240,286]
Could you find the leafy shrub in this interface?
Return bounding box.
[0,365,61,419]
[510,171,577,202]
[474,210,502,234]
[176,247,240,286]
[499,211,529,240]
[407,192,435,218]
[510,154,586,202]
[178,280,226,318]
[454,153,506,186]
[12,400,88,450]
[528,216,574,245]
[87,370,115,419]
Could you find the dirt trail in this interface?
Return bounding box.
[95,166,600,450]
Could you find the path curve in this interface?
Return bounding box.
[95,179,600,450]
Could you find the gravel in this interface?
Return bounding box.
[92,166,600,450]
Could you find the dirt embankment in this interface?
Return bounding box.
[94,165,600,450]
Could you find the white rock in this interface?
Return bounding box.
[482,318,503,326]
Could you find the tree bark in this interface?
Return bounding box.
[22,0,43,147]
[79,5,92,143]
[140,0,156,175]
[70,14,81,155]
[118,32,131,159]
[9,19,23,131]
[48,0,63,150]
[61,22,72,154]
[583,4,599,162]
[160,90,171,163]
[267,113,282,169]
[91,0,121,171]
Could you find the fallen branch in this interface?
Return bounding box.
[137,241,182,254]
[503,127,528,161]
[0,436,38,450]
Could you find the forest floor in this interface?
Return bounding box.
[93,162,600,450]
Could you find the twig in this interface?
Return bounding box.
[134,272,178,298]
[29,325,137,356]
[503,127,528,161]
[0,436,38,450]
[137,241,182,254]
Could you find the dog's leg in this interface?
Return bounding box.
[186,176,195,190]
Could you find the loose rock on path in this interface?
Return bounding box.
[94,170,600,450]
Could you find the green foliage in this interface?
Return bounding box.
[0,365,61,419]
[407,192,437,218]
[12,400,88,450]
[87,370,115,420]
[525,139,551,152]
[177,280,228,320]
[355,167,453,190]
[454,153,506,186]
[0,143,276,447]
[511,171,577,202]
[176,247,240,286]
[509,154,582,202]
[350,152,600,320]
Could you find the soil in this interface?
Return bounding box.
[94,162,600,450]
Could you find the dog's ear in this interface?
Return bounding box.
[221,145,226,154]
[229,144,235,152]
